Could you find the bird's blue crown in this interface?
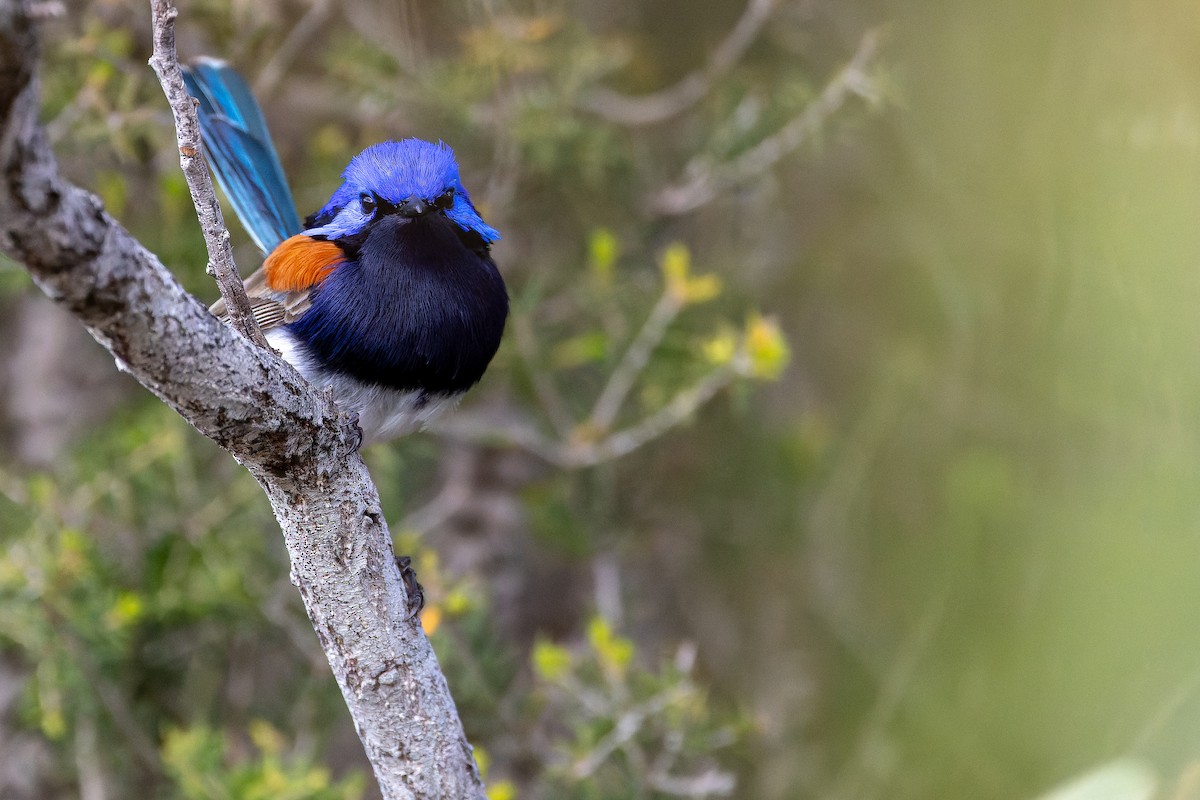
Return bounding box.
[308,139,501,244]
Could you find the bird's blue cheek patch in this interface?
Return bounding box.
[447,201,501,243]
[308,206,372,240]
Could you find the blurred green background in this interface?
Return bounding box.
[2,0,1200,798]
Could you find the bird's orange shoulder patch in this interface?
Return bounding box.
[263,235,344,292]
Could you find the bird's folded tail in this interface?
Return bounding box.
[182,58,303,254]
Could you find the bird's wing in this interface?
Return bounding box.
[210,235,345,330]
[182,58,303,254]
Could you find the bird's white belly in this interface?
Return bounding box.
[265,328,459,444]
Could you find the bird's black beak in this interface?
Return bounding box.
[396,195,431,218]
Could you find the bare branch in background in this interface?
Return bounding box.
[512,311,576,438]
[551,642,735,796]
[582,0,777,126]
[434,268,759,469]
[255,0,335,97]
[342,0,426,77]
[147,0,267,348]
[588,291,684,433]
[577,366,737,466]
[650,27,883,216]
[0,1,484,796]
[437,362,740,470]
[399,475,474,538]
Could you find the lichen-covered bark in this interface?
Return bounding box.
[0,2,484,797]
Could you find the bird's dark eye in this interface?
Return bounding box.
[434,188,455,211]
[360,193,377,214]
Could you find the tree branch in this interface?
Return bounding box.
[434,362,737,471]
[0,2,483,797]
[649,27,883,216]
[254,0,335,97]
[587,290,683,433]
[581,0,777,126]
[147,0,266,348]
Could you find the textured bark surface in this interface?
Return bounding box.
[0,3,484,797]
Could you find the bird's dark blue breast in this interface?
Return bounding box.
[288,214,508,394]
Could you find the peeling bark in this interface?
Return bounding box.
[0,2,485,797]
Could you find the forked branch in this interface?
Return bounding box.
[147,0,266,347]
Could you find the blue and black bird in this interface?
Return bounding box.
[183,59,508,445]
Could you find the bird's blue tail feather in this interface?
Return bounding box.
[182,58,302,253]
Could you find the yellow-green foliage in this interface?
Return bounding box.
[529,618,742,800]
[162,722,364,800]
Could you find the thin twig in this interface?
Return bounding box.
[570,685,685,779]
[513,311,576,437]
[825,597,945,800]
[53,619,161,772]
[0,465,27,504]
[147,0,267,347]
[430,413,562,462]
[588,290,683,433]
[572,367,734,467]
[74,714,108,800]
[26,1,63,19]
[436,365,736,470]
[254,0,334,97]
[582,0,777,126]
[647,767,736,797]
[398,477,472,537]
[650,27,883,216]
[342,0,425,77]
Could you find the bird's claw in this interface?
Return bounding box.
[346,411,364,452]
[396,555,425,621]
